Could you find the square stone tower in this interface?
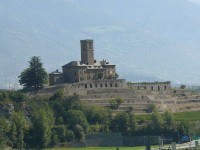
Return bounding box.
[80,39,94,65]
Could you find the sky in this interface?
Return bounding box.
[0,0,200,89]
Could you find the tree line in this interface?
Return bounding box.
[0,90,199,149]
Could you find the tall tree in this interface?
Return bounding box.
[111,112,130,133]
[31,108,54,148]
[19,56,48,90]
[10,112,26,149]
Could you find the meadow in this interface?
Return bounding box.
[135,111,200,122]
[45,146,146,150]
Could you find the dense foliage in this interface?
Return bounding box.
[0,90,200,149]
[18,56,48,90]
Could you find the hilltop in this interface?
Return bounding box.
[35,80,200,114]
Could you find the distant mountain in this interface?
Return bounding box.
[1,0,200,89]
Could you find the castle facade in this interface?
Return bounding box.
[49,39,116,85]
[49,39,171,92]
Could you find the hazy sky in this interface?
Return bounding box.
[1,0,200,89]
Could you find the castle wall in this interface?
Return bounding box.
[49,74,63,86]
[102,65,116,79]
[72,79,127,89]
[63,79,127,95]
[62,66,87,83]
[127,81,171,91]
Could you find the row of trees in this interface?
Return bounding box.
[1,90,199,149]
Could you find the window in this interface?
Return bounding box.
[90,84,92,88]
[151,86,153,90]
[115,83,118,87]
[95,84,97,88]
[85,84,87,88]
[89,42,92,49]
[100,83,103,88]
[164,85,167,90]
[110,83,112,87]
[105,83,108,87]
[158,86,160,91]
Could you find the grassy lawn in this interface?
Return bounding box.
[45,146,146,150]
[173,111,200,121]
[46,145,163,150]
[135,111,200,122]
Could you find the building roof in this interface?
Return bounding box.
[62,60,115,68]
[49,69,62,75]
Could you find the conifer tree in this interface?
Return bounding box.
[19,56,48,90]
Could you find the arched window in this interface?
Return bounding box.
[115,83,118,87]
[110,83,112,87]
[100,83,103,88]
[85,84,87,88]
[164,85,167,90]
[95,84,97,88]
[158,86,160,91]
[90,84,92,88]
[151,86,153,90]
[105,83,108,87]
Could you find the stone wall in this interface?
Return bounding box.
[65,79,127,95]
[45,80,172,96]
[127,81,171,91]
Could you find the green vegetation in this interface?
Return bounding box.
[18,56,48,90]
[0,90,200,149]
[173,111,200,121]
[135,111,200,122]
[109,97,124,109]
[45,146,146,150]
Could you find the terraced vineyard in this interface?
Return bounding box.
[79,88,200,114]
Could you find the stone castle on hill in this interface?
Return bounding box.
[49,39,116,85]
[49,39,171,91]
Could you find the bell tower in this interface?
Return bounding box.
[80,39,94,65]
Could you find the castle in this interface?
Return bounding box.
[49,39,171,92]
[49,39,116,85]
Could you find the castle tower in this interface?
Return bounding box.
[80,39,94,65]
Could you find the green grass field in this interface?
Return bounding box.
[135,111,200,122]
[173,111,200,121]
[45,146,146,150]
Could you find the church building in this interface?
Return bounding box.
[49,39,116,85]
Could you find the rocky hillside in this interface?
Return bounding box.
[36,84,200,114]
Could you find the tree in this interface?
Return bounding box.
[10,112,27,149]
[111,112,130,133]
[63,110,88,131]
[180,84,186,89]
[163,111,175,129]
[0,117,10,147]
[83,105,109,124]
[147,103,156,113]
[31,108,54,148]
[73,124,85,142]
[19,56,48,90]
[150,109,163,134]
